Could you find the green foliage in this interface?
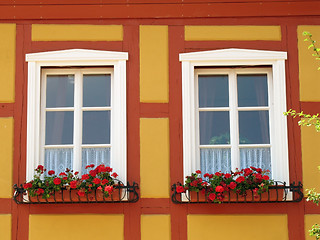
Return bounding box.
[310,224,320,240]
[306,188,320,205]
[303,31,320,69]
[284,109,320,132]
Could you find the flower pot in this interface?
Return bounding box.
[256,187,284,201]
[189,191,206,202]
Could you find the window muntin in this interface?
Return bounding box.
[196,68,273,175]
[40,68,113,175]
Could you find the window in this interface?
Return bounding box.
[180,49,289,183]
[26,49,128,183]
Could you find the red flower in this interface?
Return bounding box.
[244,168,253,176]
[176,186,185,193]
[74,171,79,175]
[23,183,32,189]
[48,170,55,175]
[36,188,44,195]
[215,172,222,177]
[106,167,112,172]
[97,186,102,190]
[104,185,113,194]
[93,178,101,185]
[208,193,216,201]
[36,165,44,173]
[81,174,90,180]
[70,180,77,189]
[111,172,118,178]
[236,176,245,183]
[203,173,210,178]
[215,185,224,192]
[209,174,214,179]
[262,175,269,180]
[59,172,67,177]
[195,170,201,174]
[89,170,97,177]
[224,173,232,178]
[77,190,85,197]
[228,182,237,190]
[101,179,109,185]
[85,165,91,169]
[255,173,262,180]
[257,168,262,173]
[53,178,61,185]
[63,177,68,181]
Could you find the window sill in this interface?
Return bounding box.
[171,182,303,204]
[13,181,139,204]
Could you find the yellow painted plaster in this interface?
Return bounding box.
[0,118,13,198]
[140,25,169,103]
[29,214,124,240]
[185,26,281,41]
[301,125,320,190]
[0,24,15,102]
[298,26,320,101]
[188,214,288,240]
[140,118,170,198]
[32,24,123,41]
[305,215,320,240]
[141,215,171,240]
[0,215,11,240]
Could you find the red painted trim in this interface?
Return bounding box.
[169,26,186,240]
[305,201,320,214]
[0,2,320,20]
[300,102,320,115]
[0,199,12,214]
[141,208,170,214]
[140,198,170,208]
[140,103,169,118]
[0,103,13,117]
[123,25,141,240]
[29,203,124,214]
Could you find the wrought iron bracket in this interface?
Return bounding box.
[13,180,139,204]
[171,181,303,204]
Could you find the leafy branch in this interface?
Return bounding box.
[284,109,320,132]
[303,31,320,70]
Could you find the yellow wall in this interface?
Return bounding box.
[140,118,170,198]
[0,215,11,240]
[0,118,13,198]
[140,25,169,103]
[185,25,282,41]
[141,215,171,240]
[32,24,123,41]
[0,24,15,102]
[298,25,320,101]
[188,214,288,240]
[305,214,320,240]
[301,125,320,190]
[29,214,124,240]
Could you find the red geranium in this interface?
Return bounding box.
[36,188,44,195]
[111,172,118,178]
[208,193,216,201]
[215,185,224,192]
[53,178,61,185]
[48,170,55,176]
[101,179,109,185]
[70,180,77,189]
[23,182,32,189]
[81,174,90,180]
[93,178,101,185]
[236,176,245,183]
[176,186,185,193]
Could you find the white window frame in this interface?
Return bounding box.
[180,48,289,183]
[26,49,128,183]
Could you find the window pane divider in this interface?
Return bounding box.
[200,145,231,148]
[237,107,270,111]
[44,145,74,149]
[46,107,74,111]
[82,107,111,111]
[239,144,271,148]
[82,144,111,148]
[199,107,229,111]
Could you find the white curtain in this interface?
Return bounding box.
[44,148,73,175]
[81,148,111,174]
[240,147,271,177]
[200,148,231,174]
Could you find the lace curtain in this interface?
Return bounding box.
[44,148,110,175]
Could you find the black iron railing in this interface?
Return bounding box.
[13,180,139,204]
[171,181,303,204]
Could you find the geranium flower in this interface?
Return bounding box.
[224,173,232,178]
[208,193,216,201]
[101,179,109,185]
[176,186,185,193]
[236,176,245,183]
[195,170,201,174]
[262,175,269,180]
[105,185,113,194]
[89,170,97,177]
[59,172,67,177]
[111,172,118,178]
[70,180,77,189]
[228,182,237,190]
[23,183,32,189]
[93,178,101,185]
[48,170,55,175]
[77,190,85,197]
[81,174,90,180]
[53,178,61,185]
[215,186,224,192]
[36,188,44,195]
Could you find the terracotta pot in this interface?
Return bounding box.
[189,190,206,202]
[256,187,284,201]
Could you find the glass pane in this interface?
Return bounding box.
[82,111,110,144]
[237,74,268,107]
[198,75,229,107]
[44,148,73,176]
[81,148,111,174]
[199,111,230,145]
[83,74,111,107]
[45,111,74,145]
[240,147,272,177]
[239,111,270,144]
[46,75,74,108]
[200,148,231,174]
